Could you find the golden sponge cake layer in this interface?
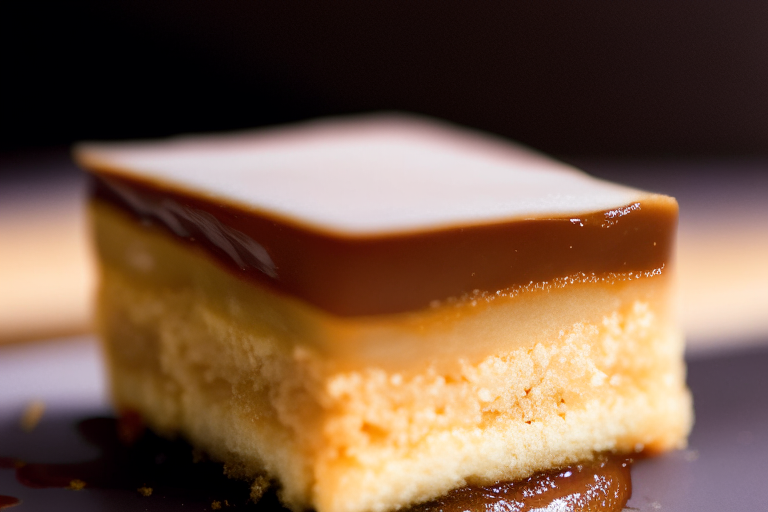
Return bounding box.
[93,200,692,512]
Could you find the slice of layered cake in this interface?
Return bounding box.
[76,115,692,512]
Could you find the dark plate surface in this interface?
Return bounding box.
[2,337,767,511]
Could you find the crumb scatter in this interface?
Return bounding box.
[20,400,45,432]
[69,479,86,491]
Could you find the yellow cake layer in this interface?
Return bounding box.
[93,201,692,512]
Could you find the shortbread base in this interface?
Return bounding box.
[93,202,692,512]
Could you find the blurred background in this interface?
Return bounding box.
[2,1,767,349]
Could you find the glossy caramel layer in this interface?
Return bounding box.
[408,456,632,512]
[92,174,676,317]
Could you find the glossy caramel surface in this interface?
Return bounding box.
[92,175,675,316]
[409,456,632,512]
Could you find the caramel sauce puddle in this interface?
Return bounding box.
[0,495,20,510]
[409,456,632,512]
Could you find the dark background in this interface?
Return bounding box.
[3,1,768,164]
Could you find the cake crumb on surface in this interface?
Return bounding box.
[68,479,86,490]
[20,400,45,432]
[250,475,270,503]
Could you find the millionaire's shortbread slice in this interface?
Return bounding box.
[76,115,692,512]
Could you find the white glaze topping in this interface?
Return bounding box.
[76,115,645,235]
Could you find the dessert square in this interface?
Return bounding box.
[77,115,692,512]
